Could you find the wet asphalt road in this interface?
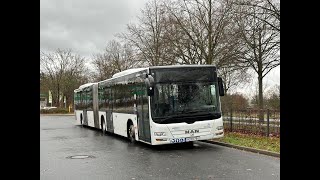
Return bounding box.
[40,115,280,180]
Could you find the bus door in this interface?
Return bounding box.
[83,109,88,126]
[83,88,89,126]
[92,84,99,129]
[106,87,114,133]
[137,85,151,142]
[106,109,113,133]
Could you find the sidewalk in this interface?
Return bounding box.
[40,113,75,116]
[202,140,280,158]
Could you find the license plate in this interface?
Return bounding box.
[170,138,187,143]
[186,137,198,142]
[170,137,198,143]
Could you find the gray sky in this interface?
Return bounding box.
[235,66,280,98]
[40,0,279,97]
[41,0,148,57]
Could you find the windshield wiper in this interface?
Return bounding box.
[176,109,209,115]
[154,115,179,123]
[178,111,221,118]
[154,111,221,124]
[211,112,222,118]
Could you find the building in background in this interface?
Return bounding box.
[40,93,47,109]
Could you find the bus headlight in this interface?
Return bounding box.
[216,126,223,130]
[154,132,166,136]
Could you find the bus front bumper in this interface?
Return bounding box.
[152,132,224,145]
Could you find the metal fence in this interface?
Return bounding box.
[222,109,280,137]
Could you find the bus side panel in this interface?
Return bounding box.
[87,110,95,127]
[106,110,114,133]
[98,111,107,130]
[83,110,88,126]
[112,112,137,138]
[92,84,99,129]
[75,110,83,125]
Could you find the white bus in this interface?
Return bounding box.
[74,65,225,145]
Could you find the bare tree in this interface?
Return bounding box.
[91,40,139,81]
[91,53,114,81]
[162,0,252,100]
[165,0,237,66]
[161,6,203,64]
[265,84,280,110]
[106,40,138,72]
[119,0,175,66]
[40,49,89,107]
[232,0,279,121]
[233,0,280,33]
[218,66,251,95]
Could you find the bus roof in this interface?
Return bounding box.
[74,82,96,92]
[75,65,217,92]
[149,64,216,70]
[112,67,148,78]
[109,65,216,79]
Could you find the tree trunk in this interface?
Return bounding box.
[207,0,213,65]
[56,84,60,107]
[258,75,264,122]
[223,80,228,96]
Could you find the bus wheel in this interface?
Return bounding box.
[128,124,135,143]
[184,141,194,148]
[101,117,106,134]
[80,114,83,126]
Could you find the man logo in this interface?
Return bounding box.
[185,129,199,134]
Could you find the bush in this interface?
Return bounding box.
[40,107,71,114]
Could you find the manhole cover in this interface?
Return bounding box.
[67,155,95,159]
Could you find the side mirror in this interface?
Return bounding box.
[217,77,225,96]
[145,74,155,96]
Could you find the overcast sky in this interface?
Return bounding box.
[40,0,148,57]
[40,0,279,97]
[235,66,280,98]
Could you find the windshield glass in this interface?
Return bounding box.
[151,82,220,123]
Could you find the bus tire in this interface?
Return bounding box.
[127,122,135,143]
[101,116,106,134]
[185,141,194,148]
[80,114,83,126]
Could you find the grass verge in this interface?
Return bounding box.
[214,132,280,153]
[40,107,73,114]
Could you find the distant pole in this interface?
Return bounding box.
[48,90,52,107]
[64,96,66,108]
[267,109,270,137]
[230,108,233,132]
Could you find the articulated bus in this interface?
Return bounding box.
[74,65,225,145]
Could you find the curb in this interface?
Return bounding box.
[40,114,75,116]
[201,140,280,158]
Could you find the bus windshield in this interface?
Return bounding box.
[151,82,221,123]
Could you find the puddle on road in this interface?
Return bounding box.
[51,136,68,140]
[41,128,70,131]
[66,155,95,159]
